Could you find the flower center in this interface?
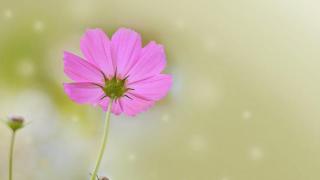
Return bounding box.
[103,76,128,99]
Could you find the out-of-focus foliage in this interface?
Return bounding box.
[1,0,320,179]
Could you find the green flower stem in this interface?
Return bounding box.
[91,100,113,180]
[9,131,16,180]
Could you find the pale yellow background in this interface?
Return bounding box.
[0,0,320,180]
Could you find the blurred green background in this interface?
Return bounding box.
[1,0,320,179]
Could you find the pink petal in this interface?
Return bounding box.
[127,74,172,101]
[99,98,122,115]
[112,99,124,115]
[64,82,104,104]
[120,96,155,116]
[111,28,142,78]
[80,28,114,77]
[64,52,103,82]
[126,41,166,82]
[99,96,154,116]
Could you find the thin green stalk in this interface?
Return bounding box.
[90,100,113,180]
[9,131,16,180]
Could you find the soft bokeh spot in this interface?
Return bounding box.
[3,9,13,19]
[249,146,264,161]
[33,20,45,32]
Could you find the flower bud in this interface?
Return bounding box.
[6,116,25,132]
[99,177,109,180]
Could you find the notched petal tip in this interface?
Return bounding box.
[63,51,78,65]
[112,27,142,44]
[63,51,70,59]
[115,27,140,34]
[82,28,111,41]
[63,51,104,82]
[112,27,142,42]
[146,41,164,49]
[80,28,114,76]
[84,28,104,33]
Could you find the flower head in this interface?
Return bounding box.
[63,28,172,116]
[5,116,25,132]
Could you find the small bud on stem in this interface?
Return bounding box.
[6,116,25,132]
[1,115,27,180]
[99,177,109,180]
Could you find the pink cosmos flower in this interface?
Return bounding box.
[63,28,172,116]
